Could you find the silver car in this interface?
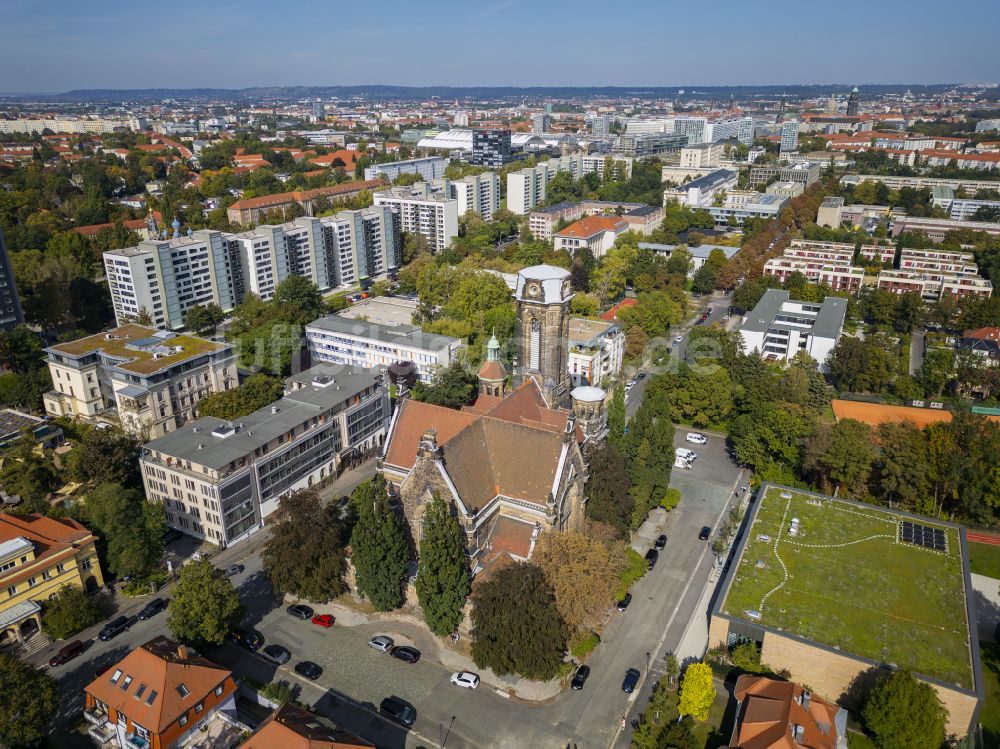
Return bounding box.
[368,635,394,652]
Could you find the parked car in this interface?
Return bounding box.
[699,526,712,541]
[675,447,697,462]
[635,372,646,380]
[49,640,85,667]
[622,668,641,693]
[98,616,129,642]
[672,335,684,346]
[686,432,707,445]
[449,671,480,689]
[137,597,167,621]
[571,665,591,690]
[311,614,335,628]
[227,629,264,651]
[294,661,323,680]
[616,593,632,612]
[368,635,394,652]
[390,645,421,664]
[223,564,244,577]
[379,696,416,727]
[645,548,658,569]
[654,534,667,551]
[287,604,314,620]
[262,644,291,665]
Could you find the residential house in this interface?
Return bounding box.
[729,675,847,749]
[237,702,373,748]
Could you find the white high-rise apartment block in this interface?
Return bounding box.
[446,172,501,220]
[780,121,800,153]
[679,143,723,169]
[373,184,459,252]
[591,114,611,137]
[506,154,634,214]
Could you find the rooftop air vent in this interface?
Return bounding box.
[313,375,333,388]
[211,425,236,439]
[271,406,279,414]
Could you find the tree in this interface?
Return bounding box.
[584,443,634,537]
[83,483,164,580]
[606,386,626,453]
[919,347,955,397]
[416,491,471,636]
[0,325,45,374]
[0,440,59,513]
[803,419,875,495]
[167,559,243,646]
[69,426,142,489]
[349,475,409,611]
[876,422,930,512]
[410,361,477,409]
[0,653,57,748]
[262,489,346,602]
[184,302,225,336]
[470,562,568,680]
[827,336,896,394]
[41,583,102,640]
[862,670,947,749]
[197,374,284,420]
[272,275,325,324]
[658,717,699,749]
[669,367,733,427]
[677,662,716,721]
[531,531,624,633]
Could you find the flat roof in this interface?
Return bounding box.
[305,315,460,352]
[741,289,846,339]
[143,365,381,469]
[46,325,229,376]
[678,168,737,192]
[336,296,418,328]
[717,484,975,689]
[0,409,44,441]
[568,317,618,345]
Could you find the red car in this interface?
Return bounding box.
[311,614,335,628]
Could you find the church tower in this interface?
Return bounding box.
[514,265,573,405]
[477,331,507,398]
[847,86,860,117]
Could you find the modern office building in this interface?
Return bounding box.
[708,192,788,226]
[749,162,821,189]
[305,315,462,383]
[43,325,237,437]
[373,183,459,252]
[471,128,512,168]
[779,121,800,153]
[663,169,738,208]
[0,229,24,331]
[591,114,611,137]
[567,318,624,387]
[611,133,687,157]
[141,364,388,546]
[363,156,448,183]
[0,513,105,648]
[766,180,804,199]
[740,289,847,369]
[846,86,860,116]
[679,143,722,169]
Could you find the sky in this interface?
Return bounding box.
[1,0,999,92]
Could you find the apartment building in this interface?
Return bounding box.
[740,289,847,369]
[225,180,385,226]
[84,637,237,749]
[0,229,23,332]
[471,129,512,168]
[363,155,447,182]
[529,200,662,240]
[305,315,462,383]
[899,248,978,275]
[785,238,895,265]
[0,513,104,648]
[891,215,1000,242]
[841,173,1000,197]
[637,243,739,278]
[779,121,800,153]
[444,172,501,220]
[877,269,992,301]
[816,196,845,228]
[141,364,388,545]
[373,183,459,252]
[664,169,738,208]
[707,191,788,226]
[763,256,864,293]
[568,318,624,386]
[679,143,723,169]
[946,198,1000,222]
[43,325,235,437]
[506,154,635,214]
[0,117,142,135]
[611,132,687,157]
[238,702,372,748]
[554,216,630,258]
[749,162,821,189]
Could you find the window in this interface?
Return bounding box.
[27,576,36,587]
[56,562,65,573]
[176,684,189,698]
[214,685,224,697]
[194,702,203,714]
[120,676,132,691]
[81,558,92,571]
[145,690,158,706]
[6,585,15,597]
[178,715,188,728]
[134,684,146,700]
[110,669,122,684]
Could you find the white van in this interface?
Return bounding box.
[675,447,697,462]
[686,432,707,445]
[674,455,693,470]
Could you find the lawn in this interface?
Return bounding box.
[722,486,973,688]
[982,640,1000,748]
[968,542,1000,580]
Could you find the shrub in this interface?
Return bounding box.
[259,680,296,704]
[569,632,600,659]
[616,548,647,599]
[41,585,102,640]
[661,487,682,511]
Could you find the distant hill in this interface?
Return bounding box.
[0,83,960,104]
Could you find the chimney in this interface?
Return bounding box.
[417,428,439,459]
[177,644,188,660]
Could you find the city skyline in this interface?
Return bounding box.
[2,0,998,92]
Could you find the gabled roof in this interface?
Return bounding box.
[239,702,373,748]
[85,637,233,734]
[556,215,628,239]
[382,400,478,470]
[731,675,842,749]
[0,513,95,586]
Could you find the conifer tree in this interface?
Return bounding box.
[415,491,470,635]
[350,475,409,611]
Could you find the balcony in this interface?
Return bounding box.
[87,721,116,745]
[126,733,150,748]
[84,706,109,726]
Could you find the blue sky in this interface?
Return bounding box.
[2,0,998,91]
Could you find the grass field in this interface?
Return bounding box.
[968,542,1000,580]
[722,486,972,688]
[982,640,1000,748]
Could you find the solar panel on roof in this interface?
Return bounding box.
[900,521,946,551]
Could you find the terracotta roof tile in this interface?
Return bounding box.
[556,215,629,239]
[732,675,841,749]
[382,400,477,469]
[238,702,373,748]
[228,180,385,211]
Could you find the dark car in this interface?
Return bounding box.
[390,645,421,664]
[227,629,264,651]
[616,593,632,612]
[137,597,167,621]
[622,667,641,693]
[262,644,290,665]
[654,534,667,551]
[635,372,646,380]
[223,564,244,577]
[287,604,314,620]
[645,548,658,569]
[49,639,85,667]
[294,660,323,680]
[571,665,591,690]
[699,526,712,541]
[98,615,129,641]
[380,696,416,727]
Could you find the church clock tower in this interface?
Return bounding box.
[514,265,573,406]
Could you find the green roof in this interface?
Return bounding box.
[720,485,974,689]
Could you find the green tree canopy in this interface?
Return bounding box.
[410,361,478,409]
[470,562,568,680]
[167,559,243,646]
[84,482,165,580]
[677,662,715,722]
[41,583,102,640]
[862,670,947,749]
[0,653,57,748]
[69,426,142,489]
[584,443,633,538]
[803,419,875,496]
[184,302,225,336]
[197,374,284,421]
[349,475,409,611]
[415,491,470,636]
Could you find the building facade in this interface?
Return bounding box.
[554,216,629,258]
[506,154,634,215]
[43,325,236,437]
[363,156,448,182]
[740,289,847,369]
[0,229,23,331]
[141,364,389,546]
[471,129,512,168]
[515,265,573,404]
[373,184,459,252]
[567,318,624,386]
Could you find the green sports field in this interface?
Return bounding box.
[722,486,973,688]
